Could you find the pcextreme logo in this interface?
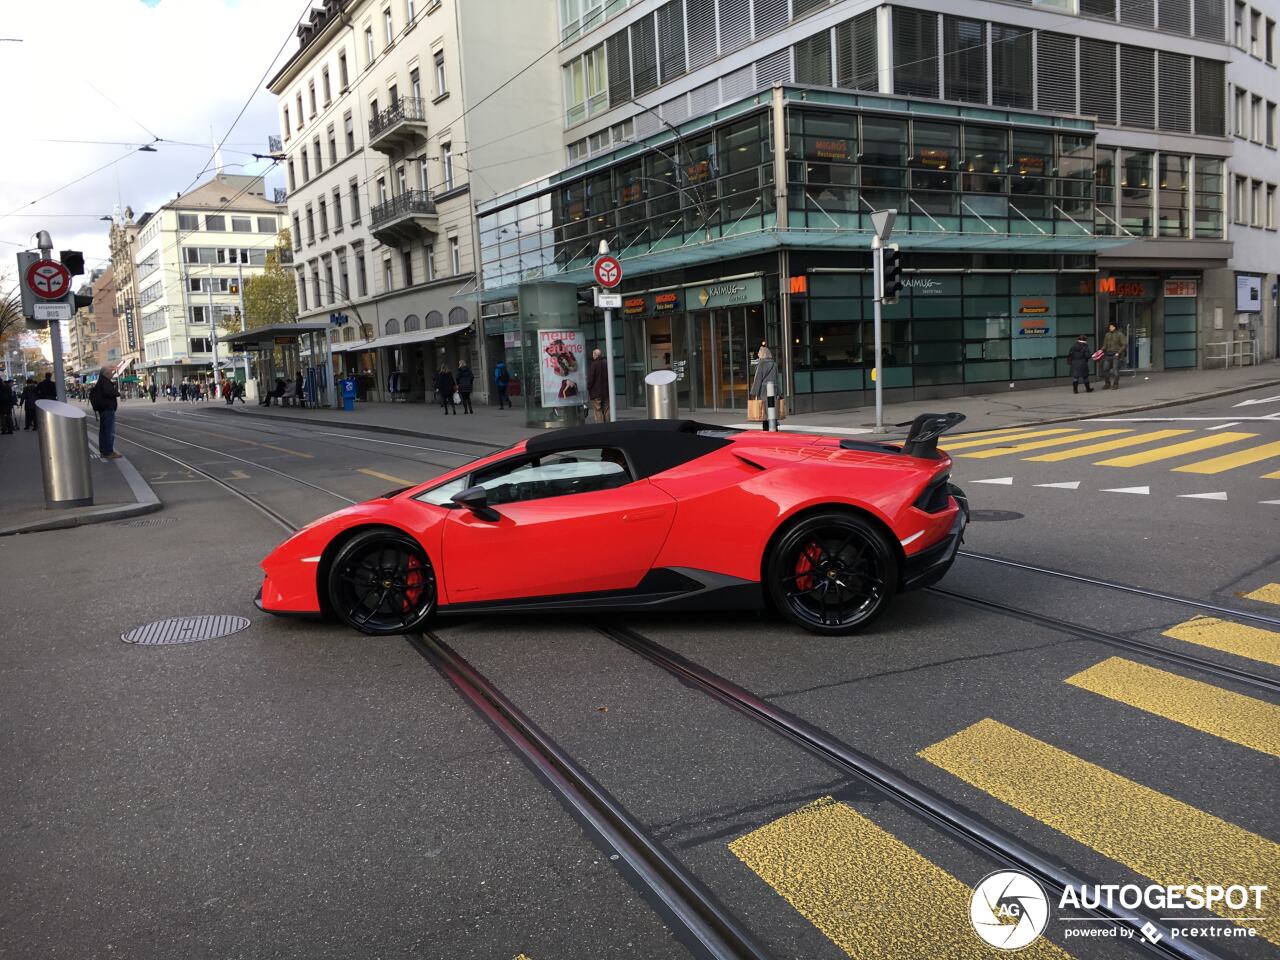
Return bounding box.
[970,871,1051,950]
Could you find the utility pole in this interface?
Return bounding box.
[207,269,220,394]
[237,261,249,385]
[869,210,898,434]
[597,239,618,422]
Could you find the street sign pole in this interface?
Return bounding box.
[238,262,250,386]
[37,232,67,402]
[596,241,621,422]
[869,210,897,435]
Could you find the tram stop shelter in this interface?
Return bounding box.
[221,321,333,407]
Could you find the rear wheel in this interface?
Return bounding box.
[766,512,898,636]
[327,529,437,635]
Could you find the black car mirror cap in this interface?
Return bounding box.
[451,485,500,521]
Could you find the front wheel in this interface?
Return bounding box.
[327,529,437,635]
[766,512,898,636]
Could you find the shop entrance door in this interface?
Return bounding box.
[1109,300,1154,371]
[694,306,765,411]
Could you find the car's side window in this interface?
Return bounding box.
[472,447,632,506]
[416,476,469,507]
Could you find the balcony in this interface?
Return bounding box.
[368,96,428,154]
[370,189,439,246]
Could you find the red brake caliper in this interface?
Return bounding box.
[402,556,424,611]
[794,542,823,592]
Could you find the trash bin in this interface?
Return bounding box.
[35,399,94,509]
[340,378,357,412]
[645,369,679,420]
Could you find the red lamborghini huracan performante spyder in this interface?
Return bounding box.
[257,415,969,637]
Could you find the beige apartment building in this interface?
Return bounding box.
[267,0,562,404]
[109,211,145,376]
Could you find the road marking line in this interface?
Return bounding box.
[1065,657,1280,757]
[1093,432,1257,467]
[1163,616,1280,668]
[1172,440,1280,475]
[1035,481,1082,489]
[1266,471,1280,480]
[940,428,1080,451]
[358,468,418,486]
[1207,422,1242,430]
[261,443,314,459]
[170,425,315,459]
[1177,491,1229,501]
[1101,485,1150,495]
[728,796,1071,960]
[1242,583,1280,606]
[973,477,1015,485]
[958,430,1133,460]
[1024,430,1192,462]
[919,719,1280,944]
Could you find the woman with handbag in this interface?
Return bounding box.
[748,345,784,429]
[1067,336,1094,394]
[435,366,458,415]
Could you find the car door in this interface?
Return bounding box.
[439,446,677,604]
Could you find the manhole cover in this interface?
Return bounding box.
[969,509,1025,522]
[114,517,177,528]
[122,615,250,645]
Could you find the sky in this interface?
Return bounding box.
[0,0,309,291]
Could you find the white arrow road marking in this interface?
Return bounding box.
[1261,500,1280,506]
[1233,395,1280,407]
[1178,491,1229,501]
[1207,422,1242,430]
[225,469,251,480]
[973,477,1015,485]
[1102,485,1151,495]
[1035,481,1082,490]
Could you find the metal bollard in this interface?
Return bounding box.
[765,381,778,432]
[35,400,94,508]
[645,370,679,419]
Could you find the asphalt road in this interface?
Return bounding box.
[2,389,1277,960]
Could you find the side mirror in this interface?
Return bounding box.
[451,485,500,522]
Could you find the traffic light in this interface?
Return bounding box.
[880,243,903,305]
[230,282,239,294]
[59,250,85,277]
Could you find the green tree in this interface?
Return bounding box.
[0,292,23,346]
[232,228,297,333]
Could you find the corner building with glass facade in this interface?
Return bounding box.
[478,1,1247,419]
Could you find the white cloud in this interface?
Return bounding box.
[0,0,306,271]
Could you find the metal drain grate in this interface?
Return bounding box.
[969,510,1025,522]
[114,517,177,528]
[122,615,251,645]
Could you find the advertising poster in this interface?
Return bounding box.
[1012,287,1057,360]
[538,328,586,407]
[1236,275,1262,313]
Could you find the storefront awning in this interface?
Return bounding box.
[220,321,331,350]
[330,321,470,354]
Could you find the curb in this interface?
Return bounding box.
[207,404,510,448]
[0,444,162,538]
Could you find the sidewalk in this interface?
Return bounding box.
[0,425,161,537]
[209,362,1280,447]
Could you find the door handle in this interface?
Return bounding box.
[624,509,665,523]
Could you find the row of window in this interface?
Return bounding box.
[175,213,277,234]
[1232,86,1278,147]
[1233,1,1277,63]
[296,236,464,313]
[1232,176,1278,230]
[1094,150,1224,239]
[181,247,269,266]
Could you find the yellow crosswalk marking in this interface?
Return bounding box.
[1065,657,1280,757]
[1093,432,1257,467]
[358,468,417,486]
[1173,440,1280,475]
[958,430,1132,459]
[1025,429,1192,462]
[940,428,1080,451]
[920,720,1280,943]
[728,796,1072,959]
[1243,583,1280,606]
[1265,469,1280,480]
[1163,616,1280,667]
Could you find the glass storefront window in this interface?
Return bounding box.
[1094,148,1116,235]
[1119,149,1154,236]
[1158,154,1190,238]
[1194,157,1224,238]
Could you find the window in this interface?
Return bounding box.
[1268,183,1277,229]
[449,235,460,274]
[295,92,304,128]
[313,138,322,174]
[418,155,429,191]
[397,164,407,194]
[407,0,417,20]
[441,142,454,190]
[350,179,361,223]
[383,257,394,291]
[322,67,331,105]
[332,188,343,230]
[190,337,212,353]
[178,213,199,230]
[384,7,394,46]
[205,215,226,231]
[325,260,335,304]
[1235,87,1248,136]
[377,176,388,204]
[389,82,399,106]
[1235,1,1246,47]
[1158,154,1190,237]
[1252,178,1263,225]
[282,106,291,139]
[1119,149,1154,235]
[190,305,209,324]
[421,447,632,508]
[1234,174,1248,223]
[339,50,349,90]
[258,217,276,233]
[292,214,302,248]
[308,80,317,117]
[425,243,435,281]
[1268,18,1276,63]
[402,248,413,286]
[1268,102,1277,147]
[344,112,355,154]
[1251,8,1261,56]
[327,125,337,164]
[365,26,375,64]
[1253,95,1264,142]
[312,268,321,306]
[1194,157,1223,238]
[298,275,308,312]
[893,8,939,98]
[319,198,329,236]
[338,255,349,301]
[306,205,316,243]
[356,252,368,296]
[410,67,422,103]
[434,50,447,96]
[230,217,250,233]
[301,148,310,182]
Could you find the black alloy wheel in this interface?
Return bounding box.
[327,529,437,635]
[767,512,898,635]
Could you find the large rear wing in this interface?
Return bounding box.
[839,412,966,460]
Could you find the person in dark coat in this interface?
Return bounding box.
[34,372,56,403]
[0,378,14,434]
[89,365,121,458]
[20,378,39,430]
[1067,336,1094,394]
[455,361,474,414]
[494,361,511,409]
[294,370,305,407]
[586,349,610,423]
[148,382,158,403]
[436,366,457,414]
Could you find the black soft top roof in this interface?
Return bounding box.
[524,419,737,479]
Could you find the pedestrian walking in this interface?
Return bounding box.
[89,365,121,459]
[148,382,157,403]
[587,348,610,423]
[20,378,38,431]
[436,366,457,415]
[34,372,56,405]
[0,378,14,435]
[1067,335,1094,394]
[494,360,512,409]
[294,370,305,407]
[748,345,783,430]
[455,361,475,414]
[1101,322,1127,389]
